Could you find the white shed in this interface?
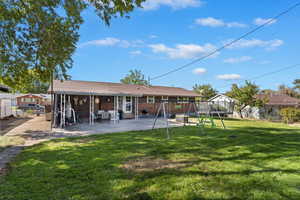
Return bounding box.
[0,98,13,119]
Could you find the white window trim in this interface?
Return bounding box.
[147,96,155,104]
[161,96,168,101]
[123,96,132,113]
[177,97,189,104]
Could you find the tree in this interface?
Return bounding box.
[0,0,144,90]
[120,69,149,85]
[278,84,297,97]
[293,79,300,91]
[193,84,218,101]
[227,81,266,118]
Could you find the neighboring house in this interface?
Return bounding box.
[229,93,300,120]
[51,80,200,124]
[256,93,300,120]
[0,84,10,93]
[16,94,44,107]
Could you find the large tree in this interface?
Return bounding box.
[278,84,298,97]
[120,69,149,85]
[193,84,218,101]
[227,81,266,118]
[0,0,144,91]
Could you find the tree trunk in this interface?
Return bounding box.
[239,109,243,118]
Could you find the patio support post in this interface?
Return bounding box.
[92,95,94,125]
[60,94,62,128]
[53,93,57,127]
[114,96,116,124]
[63,94,66,127]
[89,95,91,125]
[135,96,139,120]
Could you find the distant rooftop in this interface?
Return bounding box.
[256,93,300,106]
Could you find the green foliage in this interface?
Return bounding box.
[278,84,298,98]
[293,79,300,90]
[0,0,144,91]
[193,84,218,101]
[120,69,149,85]
[227,81,266,118]
[1,120,300,199]
[279,107,300,123]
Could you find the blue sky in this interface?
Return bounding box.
[70,0,300,92]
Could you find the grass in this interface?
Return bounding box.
[0,119,300,200]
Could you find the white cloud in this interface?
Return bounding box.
[226,22,247,28]
[217,74,241,80]
[195,17,247,28]
[193,68,207,75]
[253,18,277,26]
[149,43,218,59]
[130,50,142,55]
[149,35,158,39]
[79,38,144,48]
[224,56,252,64]
[259,60,271,65]
[224,38,284,50]
[80,37,120,47]
[142,0,203,10]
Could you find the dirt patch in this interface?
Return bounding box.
[121,157,192,172]
[74,138,95,143]
[289,123,300,127]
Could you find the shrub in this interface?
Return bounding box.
[279,107,300,123]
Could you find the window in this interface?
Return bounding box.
[161,96,168,101]
[147,96,155,104]
[22,98,34,103]
[177,97,189,104]
[123,96,132,113]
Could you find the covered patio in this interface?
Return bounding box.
[50,80,200,129]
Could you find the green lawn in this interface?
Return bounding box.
[1,119,300,200]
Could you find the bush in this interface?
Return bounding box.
[279,107,300,123]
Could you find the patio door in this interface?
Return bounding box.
[122,96,132,113]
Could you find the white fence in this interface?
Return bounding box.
[0,99,13,119]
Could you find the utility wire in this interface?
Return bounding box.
[150,2,300,81]
[219,63,300,90]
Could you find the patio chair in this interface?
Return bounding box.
[108,110,119,123]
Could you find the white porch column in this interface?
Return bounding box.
[92,95,95,125]
[135,96,139,120]
[60,94,63,128]
[89,95,91,125]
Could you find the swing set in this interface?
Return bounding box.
[152,100,233,139]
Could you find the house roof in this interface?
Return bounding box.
[0,93,50,100]
[50,80,200,97]
[208,94,237,102]
[256,94,300,106]
[16,94,43,99]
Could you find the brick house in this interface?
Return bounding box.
[50,80,200,125]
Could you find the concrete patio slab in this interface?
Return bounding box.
[53,118,183,137]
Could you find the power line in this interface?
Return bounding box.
[219,63,300,90]
[150,2,300,81]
